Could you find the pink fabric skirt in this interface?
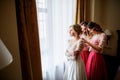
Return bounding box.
[86,51,108,80]
[80,50,89,66]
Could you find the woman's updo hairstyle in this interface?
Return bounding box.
[80,21,88,27]
[87,22,103,32]
[70,24,82,35]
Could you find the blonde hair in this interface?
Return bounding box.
[70,24,82,35]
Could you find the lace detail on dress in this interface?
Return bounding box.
[65,39,84,60]
[89,33,107,53]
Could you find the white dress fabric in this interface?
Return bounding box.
[64,38,87,80]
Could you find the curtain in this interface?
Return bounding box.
[74,0,91,24]
[36,0,76,80]
[15,0,42,80]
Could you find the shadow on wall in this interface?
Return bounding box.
[103,30,120,80]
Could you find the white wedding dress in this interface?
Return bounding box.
[64,38,87,80]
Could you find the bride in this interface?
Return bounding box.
[64,24,87,80]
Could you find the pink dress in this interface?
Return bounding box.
[86,33,108,80]
[80,34,89,66]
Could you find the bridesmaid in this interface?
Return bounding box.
[79,21,90,66]
[82,22,108,80]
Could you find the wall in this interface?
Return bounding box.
[93,0,120,56]
[0,0,22,80]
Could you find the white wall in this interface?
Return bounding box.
[0,0,22,80]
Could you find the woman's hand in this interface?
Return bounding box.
[82,38,88,43]
[73,50,80,59]
[82,38,102,52]
[74,51,79,56]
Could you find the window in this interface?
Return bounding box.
[36,0,47,39]
[36,0,75,79]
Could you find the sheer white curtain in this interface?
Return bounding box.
[36,0,76,80]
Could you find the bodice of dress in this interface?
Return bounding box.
[89,33,107,53]
[65,38,83,60]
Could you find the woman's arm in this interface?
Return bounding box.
[74,39,84,56]
[82,33,106,52]
[83,38,102,52]
[65,50,74,56]
[65,39,75,56]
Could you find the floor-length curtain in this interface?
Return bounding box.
[36,0,76,80]
[74,0,91,24]
[15,0,42,80]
